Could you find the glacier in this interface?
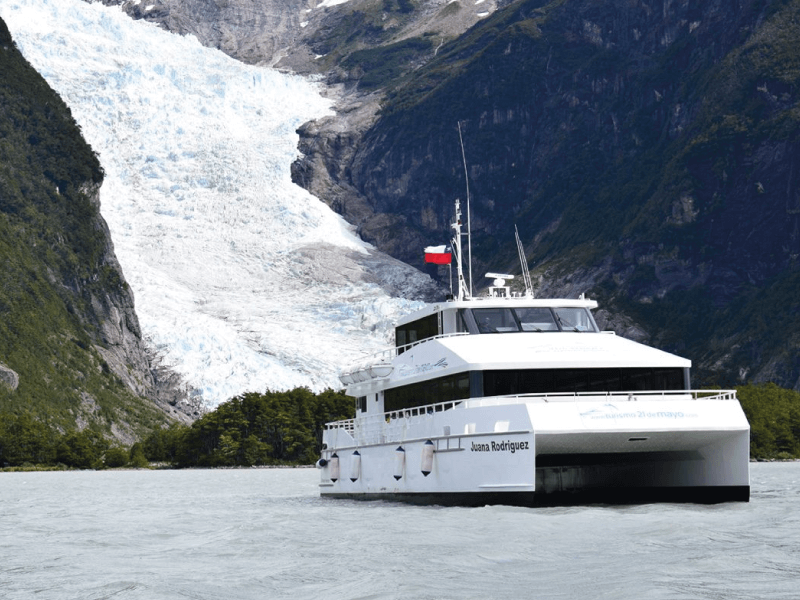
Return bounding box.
[1,0,434,406]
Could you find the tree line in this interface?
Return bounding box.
[1,384,799,470]
[0,388,352,470]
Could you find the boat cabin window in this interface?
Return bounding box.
[456,309,470,333]
[356,396,367,413]
[470,307,598,334]
[396,313,439,354]
[483,367,686,396]
[380,367,687,413]
[384,372,470,413]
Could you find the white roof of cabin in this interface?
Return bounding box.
[440,332,689,369]
[388,331,690,388]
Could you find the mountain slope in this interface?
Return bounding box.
[0,17,188,440]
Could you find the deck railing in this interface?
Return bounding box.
[323,389,739,440]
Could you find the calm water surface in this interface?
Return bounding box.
[1,463,798,599]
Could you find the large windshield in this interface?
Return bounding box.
[474,308,520,333]
[470,307,598,333]
[515,307,559,331]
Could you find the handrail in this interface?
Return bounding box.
[489,389,739,403]
[324,389,739,432]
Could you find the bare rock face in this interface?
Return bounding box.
[74,185,194,421]
[98,0,309,67]
[0,362,19,392]
[100,0,504,69]
[83,184,153,397]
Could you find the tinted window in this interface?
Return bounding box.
[483,368,686,396]
[456,309,469,333]
[552,308,597,332]
[396,313,439,352]
[384,372,470,412]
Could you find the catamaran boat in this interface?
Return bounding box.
[318,200,750,505]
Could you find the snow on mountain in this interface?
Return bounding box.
[1,0,433,406]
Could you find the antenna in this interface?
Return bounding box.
[515,225,534,297]
[457,122,473,297]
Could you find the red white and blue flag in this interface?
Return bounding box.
[424,245,452,265]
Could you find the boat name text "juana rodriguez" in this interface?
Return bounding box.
[471,440,530,453]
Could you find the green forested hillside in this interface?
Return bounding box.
[739,383,800,459]
[0,18,171,438]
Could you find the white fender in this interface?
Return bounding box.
[329,453,340,482]
[350,450,361,482]
[394,446,405,480]
[421,440,435,477]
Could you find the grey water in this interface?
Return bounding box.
[1,463,797,600]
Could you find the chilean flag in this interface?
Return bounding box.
[424,245,452,265]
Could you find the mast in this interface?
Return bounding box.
[451,197,469,300]
[457,122,473,297]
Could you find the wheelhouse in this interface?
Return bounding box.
[394,302,601,350]
[362,299,692,416]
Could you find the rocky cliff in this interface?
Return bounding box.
[0,17,191,441]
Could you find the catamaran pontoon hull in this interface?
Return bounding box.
[319,392,750,505]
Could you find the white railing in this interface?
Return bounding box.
[324,389,739,441]
[326,419,355,435]
[477,389,738,405]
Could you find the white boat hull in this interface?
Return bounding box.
[319,393,750,505]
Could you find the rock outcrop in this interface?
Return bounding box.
[0,363,19,392]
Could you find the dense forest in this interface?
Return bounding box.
[1,384,799,470]
[0,388,353,470]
